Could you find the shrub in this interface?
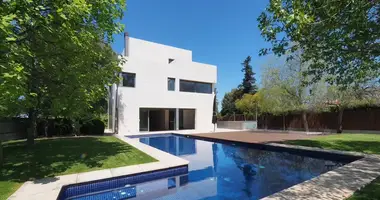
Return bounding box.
[91,119,105,135]
[80,119,105,135]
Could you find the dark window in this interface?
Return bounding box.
[122,72,135,87]
[180,80,196,92]
[180,80,212,94]
[168,58,175,64]
[196,82,213,94]
[168,78,175,91]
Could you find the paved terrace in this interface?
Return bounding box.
[192,131,317,143]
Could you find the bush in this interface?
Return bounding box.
[55,118,73,136]
[37,120,48,136]
[80,119,105,135]
[37,118,73,137]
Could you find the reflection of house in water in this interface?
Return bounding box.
[138,136,218,199]
[139,135,196,156]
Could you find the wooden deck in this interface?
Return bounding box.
[192,131,318,144]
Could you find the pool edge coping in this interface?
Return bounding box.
[8,134,189,200]
[261,143,380,200]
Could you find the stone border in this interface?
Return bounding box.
[262,143,380,200]
[8,135,189,200]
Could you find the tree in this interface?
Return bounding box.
[212,89,218,127]
[239,56,258,94]
[260,52,326,131]
[256,87,292,130]
[1,0,125,146]
[235,94,260,120]
[258,0,380,86]
[324,84,380,133]
[220,89,243,116]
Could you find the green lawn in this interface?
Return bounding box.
[347,177,380,200]
[0,136,156,200]
[283,133,380,200]
[284,134,380,154]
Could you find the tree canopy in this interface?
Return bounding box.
[221,56,258,116]
[220,88,242,116]
[258,0,380,85]
[1,0,126,145]
[239,56,258,94]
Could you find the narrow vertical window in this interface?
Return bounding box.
[168,78,175,91]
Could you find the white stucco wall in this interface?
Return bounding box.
[118,37,217,135]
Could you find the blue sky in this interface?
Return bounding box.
[111,0,272,103]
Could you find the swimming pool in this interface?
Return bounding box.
[59,134,358,200]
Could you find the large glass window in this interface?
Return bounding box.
[168,78,175,91]
[180,80,212,94]
[122,72,135,87]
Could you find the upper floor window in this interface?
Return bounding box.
[180,80,212,94]
[168,78,175,91]
[122,72,135,87]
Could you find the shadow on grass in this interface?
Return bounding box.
[347,177,380,200]
[283,140,380,155]
[0,137,136,183]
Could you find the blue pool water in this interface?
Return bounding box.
[61,134,357,200]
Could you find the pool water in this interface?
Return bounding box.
[133,134,352,200]
[62,134,356,200]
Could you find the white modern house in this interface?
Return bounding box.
[108,33,217,135]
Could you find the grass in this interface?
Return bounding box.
[284,134,380,154]
[0,136,156,200]
[347,177,380,200]
[283,133,380,200]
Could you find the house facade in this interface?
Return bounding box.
[110,33,217,135]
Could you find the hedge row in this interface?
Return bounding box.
[37,119,105,137]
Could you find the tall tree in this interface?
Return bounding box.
[239,56,258,94]
[0,0,125,146]
[258,0,380,86]
[220,89,243,116]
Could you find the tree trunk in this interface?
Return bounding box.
[301,111,309,132]
[27,109,37,146]
[337,108,344,134]
[283,114,286,131]
[0,140,3,165]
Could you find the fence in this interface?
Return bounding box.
[218,114,257,121]
[0,118,28,141]
[257,107,380,132]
